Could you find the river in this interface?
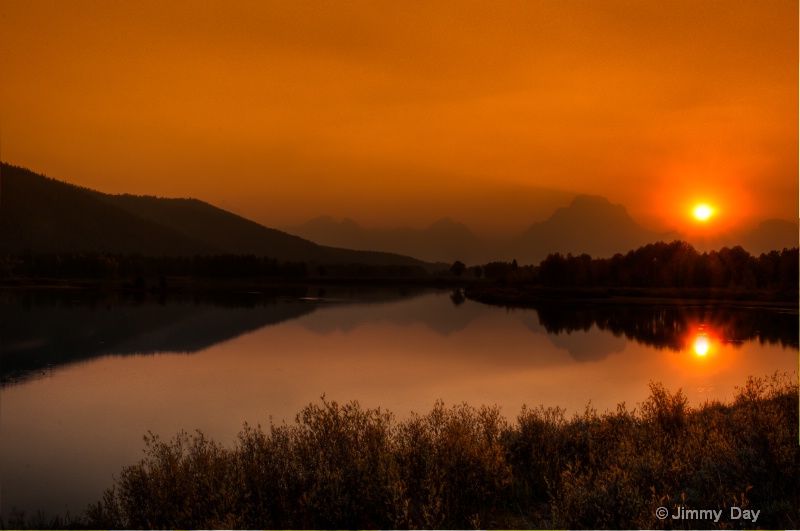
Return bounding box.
[1,287,796,519]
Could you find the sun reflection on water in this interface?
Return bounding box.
[694,335,710,356]
[688,325,719,359]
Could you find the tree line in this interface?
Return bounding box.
[0,252,430,283]
[469,241,798,291]
[1,240,797,290]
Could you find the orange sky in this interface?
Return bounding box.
[1,0,797,237]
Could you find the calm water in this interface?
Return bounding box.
[1,287,797,519]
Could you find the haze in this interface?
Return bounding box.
[1,1,797,238]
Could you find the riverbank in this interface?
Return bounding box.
[4,276,797,309]
[0,274,473,293]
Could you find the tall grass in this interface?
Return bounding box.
[19,372,797,529]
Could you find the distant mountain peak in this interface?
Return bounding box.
[508,194,667,264]
[340,217,362,229]
[562,194,628,216]
[302,215,363,231]
[571,194,614,206]
[427,216,466,230]
[303,214,337,225]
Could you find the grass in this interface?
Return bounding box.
[3,373,798,529]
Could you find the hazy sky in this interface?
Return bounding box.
[2,1,797,237]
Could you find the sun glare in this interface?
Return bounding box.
[693,204,713,221]
[693,335,710,356]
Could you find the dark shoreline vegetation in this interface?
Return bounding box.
[3,373,798,530]
[1,240,797,295]
[462,241,798,306]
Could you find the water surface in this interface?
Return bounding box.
[1,287,796,518]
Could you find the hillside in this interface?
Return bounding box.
[0,164,220,255]
[0,163,430,268]
[97,193,325,261]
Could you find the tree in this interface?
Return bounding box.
[450,260,466,278]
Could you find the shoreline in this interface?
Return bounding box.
[0,275,467,291]
[2,276,798,308]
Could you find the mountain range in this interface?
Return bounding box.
[287,196,680,265]
[2,163,796,267]
[505,195,680,264]
[0,163,429,268]
[285,216,486,264]
[289,195,798,265]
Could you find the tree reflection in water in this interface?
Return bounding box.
[532,304,797,352]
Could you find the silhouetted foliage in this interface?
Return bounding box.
[70,373,800,530]
[482,261,516,281]
[450,288,466,306]
[0,251,434,283]
[478,241,798,291]
[449,260,466,278]
[532,304,798,350]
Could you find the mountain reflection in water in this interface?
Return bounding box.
[3,288,796,386]
[0,287,424,386]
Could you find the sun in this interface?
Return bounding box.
[693,204,713,221]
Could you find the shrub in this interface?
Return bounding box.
[390,402,512,528]
[81,374,799,530]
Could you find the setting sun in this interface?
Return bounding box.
[693,204,714,221]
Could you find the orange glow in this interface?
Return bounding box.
[660,323,740,379]
[657,318,786,409]
[0,1,796,237]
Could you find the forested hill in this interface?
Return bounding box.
[0,163,430,268]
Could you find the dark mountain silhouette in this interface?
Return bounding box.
[98,194,327,260]
[286,215,486,264]
[506,195,678,265]
[0,164,220,255]
[0,163,430,268]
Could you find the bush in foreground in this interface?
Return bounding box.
[67,373,800,529]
